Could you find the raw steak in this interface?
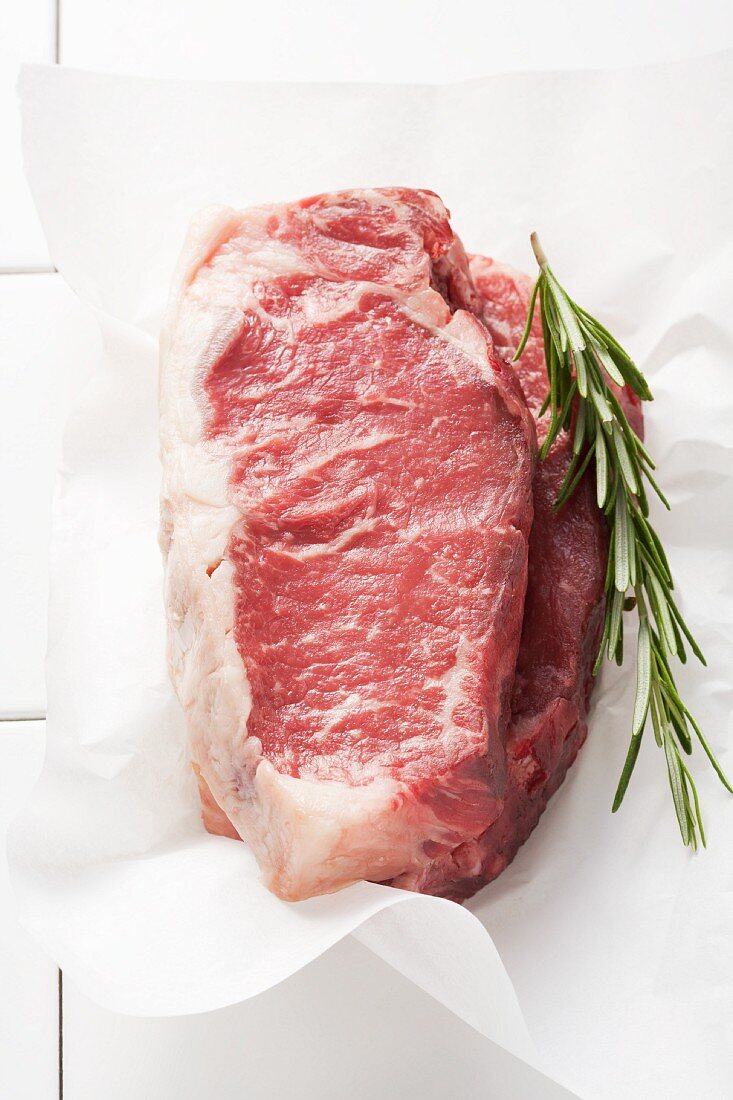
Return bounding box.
[391,257,644,900]
[160,190,535,901]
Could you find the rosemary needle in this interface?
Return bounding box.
[514,232,732,847]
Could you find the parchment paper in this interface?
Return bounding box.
[9,54,733,1099]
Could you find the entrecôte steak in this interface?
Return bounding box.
[160,189,535,901]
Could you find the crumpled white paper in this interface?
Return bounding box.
[9,54,733,1100]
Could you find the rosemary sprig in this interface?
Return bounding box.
[514,232,731,847]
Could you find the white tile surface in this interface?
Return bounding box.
[63,935,577,1100]
[59,0,733,82]
[0,721,58,1100]
[0,0,55,269]
[0,274,100,717]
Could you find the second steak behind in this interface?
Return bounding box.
[390,256,644,900]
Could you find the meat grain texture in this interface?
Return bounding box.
[160,189,535,901]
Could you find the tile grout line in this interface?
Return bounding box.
[58,970,63,1100]
[0,268,57,276]
[11,13,66,1100]
[54,11,63,1099]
